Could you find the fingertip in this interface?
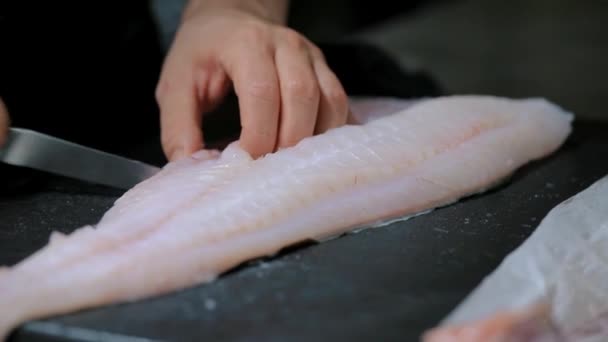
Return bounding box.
[238,133,273,159]
[169,149,188,162]
[166,143,200,162]
[191,149,221,161]
[162,126,204,162]
[161,137,182,162]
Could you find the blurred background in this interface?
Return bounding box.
[154,0,608,122]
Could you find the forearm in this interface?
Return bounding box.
[183,0,290,24]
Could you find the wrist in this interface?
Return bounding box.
[183,0,289,25]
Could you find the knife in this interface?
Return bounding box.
[0,128,161,190]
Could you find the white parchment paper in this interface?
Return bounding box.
[442,174,608,338]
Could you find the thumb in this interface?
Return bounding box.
[156,63,204,162]
[0,98,10,147]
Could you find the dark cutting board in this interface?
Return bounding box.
[1,119,607,342]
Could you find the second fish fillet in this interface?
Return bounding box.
[0,95,573,340]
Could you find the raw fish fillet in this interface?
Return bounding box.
[0,95,573,340]
[423,175,608,342]
[423,302,608,341]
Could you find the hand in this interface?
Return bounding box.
[156,1,349,161]
[0,98,9,147]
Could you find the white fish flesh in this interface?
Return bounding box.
[422,175,608,342]
[0,95,573,340]
[422,302,608,341]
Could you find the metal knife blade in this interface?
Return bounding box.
[0,128,161,190]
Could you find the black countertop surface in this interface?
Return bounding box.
[1,119,607,341]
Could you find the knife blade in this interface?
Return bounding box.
[0,128,161,190]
